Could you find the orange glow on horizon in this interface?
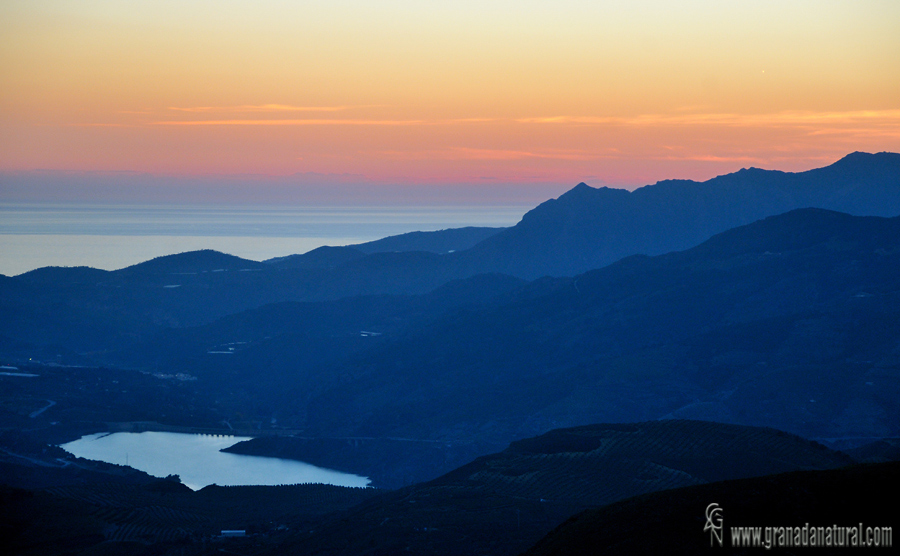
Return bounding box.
[2,1,899,194]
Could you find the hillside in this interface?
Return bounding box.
[525,461,897,555]
[296,209,900,447]
[352,226,505,254]
[459,151,900,278]
[1,480,381,556]
[1,420,864,556]
[269,420,853,556]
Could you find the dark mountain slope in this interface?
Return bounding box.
[264,245,366,269]
[353,226,505,254]
[1,249,477,355]
[103,272,527,430]
[1,480,380,556]
[13,266,109,284]
[459,151,900,278]
[117,248,265,275]
[188,227,504,270]
[114,272,525,369]
[272,420,853,556]
[844,438,900,463]
[267,227,506,268]
[299,209,900,445]
[525,461,897,556]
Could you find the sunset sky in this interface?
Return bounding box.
[2,0,899,204]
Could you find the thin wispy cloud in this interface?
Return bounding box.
[517,109,900,128]
[151,117,495,127]
[657,154,768,163]
[447,148,601,161]
[449,118,497,123]
[376,147,608,161]
[167,104,355,113]
[69,123,132,128]
[153,119,426,126]
[807,127,900,139]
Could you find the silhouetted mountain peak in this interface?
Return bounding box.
[839,150,873,162]
[554,181,628,201]
[837,150,883,163]
[16,266,110,283]
[464,151,900,278]
[117,249,264,275]
[522,182,629,224]
[828,152,900,177]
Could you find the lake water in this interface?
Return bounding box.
[0,203,529,276]
[61,432,370,490]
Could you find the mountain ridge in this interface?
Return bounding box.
[269,420,855,556]
[459,151,900,278]
[12,152,899,285]
[296,207,900,446]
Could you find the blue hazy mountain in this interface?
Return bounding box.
[264,227,504,269]
[458,151,900,278]
[352,226,505,254]
[260,151,900,279]
[291,208,900,448]
[4,152,899,357]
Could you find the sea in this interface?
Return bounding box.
[0,203,529,276]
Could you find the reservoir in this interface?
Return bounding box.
[61,431,370,490]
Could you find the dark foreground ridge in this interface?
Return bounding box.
[2,481,381,556]
[525,461,897,556]
[266,420,854,556]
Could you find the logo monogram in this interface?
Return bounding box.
[704,503,724,547]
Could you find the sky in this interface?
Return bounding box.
[2,0,899,204]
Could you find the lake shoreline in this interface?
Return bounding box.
[61,431,371,490]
